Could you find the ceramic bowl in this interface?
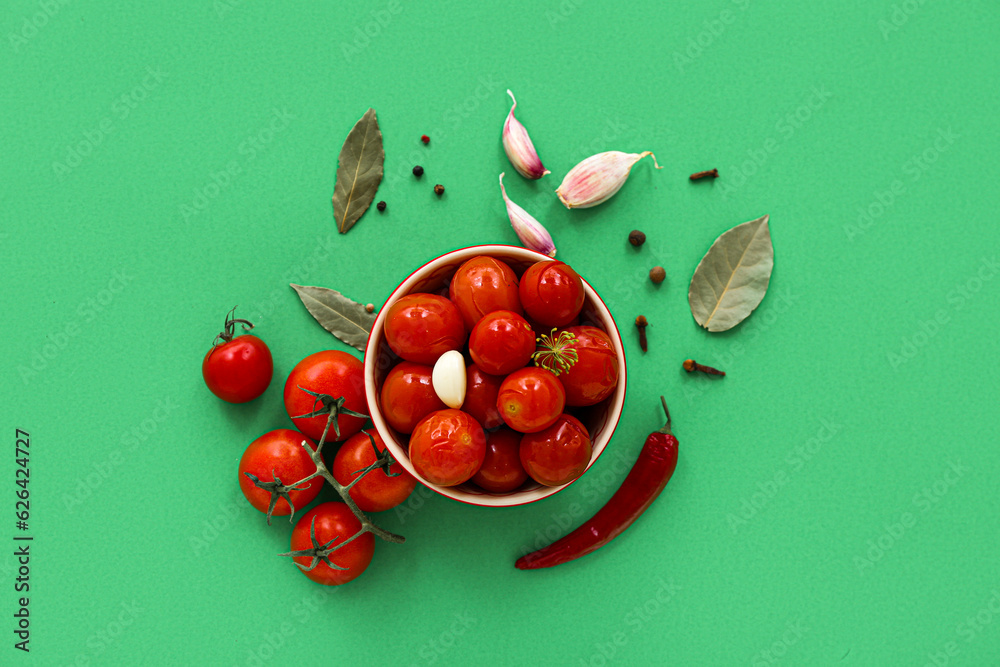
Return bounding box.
[363,245,627,507]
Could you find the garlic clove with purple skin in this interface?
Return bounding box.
[555,151,663,209]
[502,90,550,180]
[500,173,557,258]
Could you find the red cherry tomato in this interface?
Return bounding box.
[408,409,486,486]
[519,414,592,487]
[332,431,417,512]
[468,310,536,376]
[463,364,505,430]
[384,293,466,365]
[290,503,374,586]
[472,428,529,493]
[557,326,620,406]
[379,362,446,434]
[283,350,366,442]
[448,255,523,329]
[518,261,585,327]
[238,429,324,517]
[203,334,272,403]
[496,367,566,434]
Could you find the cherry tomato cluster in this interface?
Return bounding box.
[203,310,416,586]
[379,256,620,492]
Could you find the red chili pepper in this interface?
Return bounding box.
[515,396,679,570]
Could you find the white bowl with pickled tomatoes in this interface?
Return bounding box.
[363,245,627,507]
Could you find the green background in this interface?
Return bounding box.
[4,0,999,664]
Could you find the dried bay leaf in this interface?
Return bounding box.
[688,215,774,332]
[332,108,384,234]
[290,284,376,352]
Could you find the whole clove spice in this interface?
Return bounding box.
[635,315,648,352]
[683,359,725,376]
[689,168,719,181]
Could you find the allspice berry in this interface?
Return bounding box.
[434,184,445,196]
[628,230,646,247]
[649,266,666,284]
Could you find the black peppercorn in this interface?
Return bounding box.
[413,165,424,177]
[376,201,386,212]
[434,184,445,196]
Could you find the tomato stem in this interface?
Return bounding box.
[213,306,254,345]
[278,515,350,572]
[271,398,404,576]
[288,426,405,546]
[291,388,369,443]
[657,396,672,435]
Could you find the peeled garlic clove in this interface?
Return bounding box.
[500,173,556,257]
[502,90,550,180]
[555,151,662,209]
[432,350,467,409]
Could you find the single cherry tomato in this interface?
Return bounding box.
[518,260,585,327]
[238,429,324,518]
[519,414,592,486]
[472,428,529,493]
[202,309,272,403]
[332,431,417,512]
[554,326,619,406]
[290,503,374,586]
[380,362,447,434]
[468,310,536,376]
[284,350,366,443]
[496,367,566,433]
[448,255,523,329]
[409,409,486,486]
[384,293,466,365]
[463,364,505,430]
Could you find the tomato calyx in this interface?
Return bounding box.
[213,306,255,346]
[291,388,369,441]
[243,470,316,525]
[532,328,579,377]
[279,514,353,573]
[347,432,400,482]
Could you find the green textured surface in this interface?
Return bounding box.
[4,0,999,664]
